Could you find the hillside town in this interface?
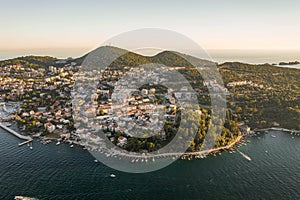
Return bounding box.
[0,53,243,154]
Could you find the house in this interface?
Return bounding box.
[117,136,127,146]
[44,122,56,133]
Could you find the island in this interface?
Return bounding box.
[0,47,299,158]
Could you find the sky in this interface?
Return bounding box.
[1,0,300,58]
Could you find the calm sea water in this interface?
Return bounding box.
[1,128,300,200]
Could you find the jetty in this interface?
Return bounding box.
[0,124,32,145]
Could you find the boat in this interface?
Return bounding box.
[30,146,33,150]
[70,145,74,148]
[15,196,38,200]
[56,141,61,146]
[271,135,277,138]
[94,159,98,163]
[110,174,116,178]
[5,123,12,127]
[237,150,252,161]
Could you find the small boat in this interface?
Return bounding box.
[94,159,98,163]
[56,141,61,146]
[70,145,74,148]
[30,146,33,150]
[271,135,276,138]
[15,196,38,200]
[110,174,116,178]
[237,150,252,161]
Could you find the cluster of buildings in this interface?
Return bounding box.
[72,66,198,149]
[0,60,79,140]
[227,80,265,89]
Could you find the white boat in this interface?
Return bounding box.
[15,196,38,200]
[237,150,252,161]
[94,159,98,163]
[271,135,277,138]
[56,141,61,146]
[30,146,33,150]
[110,174,116,178]
[70,145,74,148]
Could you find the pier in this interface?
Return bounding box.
[0,124,32,145]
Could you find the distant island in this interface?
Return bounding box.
[0,47,299,156]
[278,61,300,66]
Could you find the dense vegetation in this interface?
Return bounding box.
[220,62,300,130]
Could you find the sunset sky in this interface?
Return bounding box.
[1,0,300,58]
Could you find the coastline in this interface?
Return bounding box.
[182,135,243,158]
[2,101,298,161]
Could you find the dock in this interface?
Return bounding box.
[0,124,32,145]
[18,140,32,146]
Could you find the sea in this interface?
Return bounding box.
[1,127,300,200]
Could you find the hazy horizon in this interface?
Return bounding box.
[1,48,300,65]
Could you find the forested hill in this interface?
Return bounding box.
[219,62,300,130]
